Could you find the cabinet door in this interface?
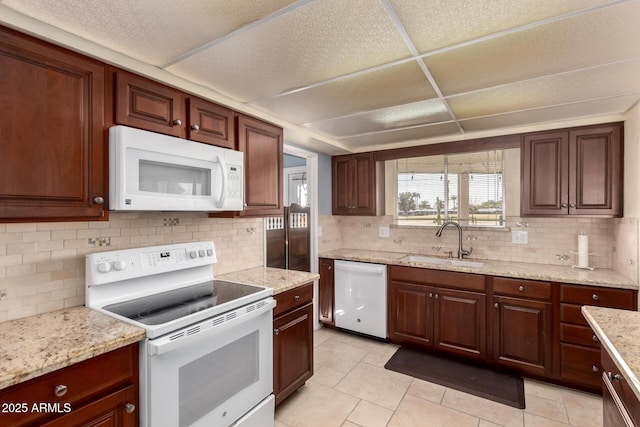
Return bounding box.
[187,97,235,148]
[388,281,433,347]
[521,131,569,216]
[332,153,377,215]
[115,70,184,137]
[0,27,106,221]
[273,303,313,406]
[319,258,335,326]
[434,288,486,360]
[492,296,553,376]
[237,115,283,216]
[41,385,137,427]
[332,156,354,215]
[569,124,622,216]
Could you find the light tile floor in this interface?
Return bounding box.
[275,328,603,427]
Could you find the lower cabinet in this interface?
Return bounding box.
[0,344,139,427]
[388,266,487,361]
[273,283,314,406]
[318,258,335,326]
[602,347,640,426]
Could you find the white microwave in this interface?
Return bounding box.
[109,125,243,212]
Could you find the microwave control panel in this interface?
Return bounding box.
[227,165,242,199]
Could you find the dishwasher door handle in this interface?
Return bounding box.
[335,262,386,276]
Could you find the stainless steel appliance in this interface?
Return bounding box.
[109,125,244,212]
[85,242,275,427]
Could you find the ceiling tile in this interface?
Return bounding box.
[250,60,437,125]
[166,0,412,102]
[337,122,461,149]
[389,0,615,52]
[1,0,298,65]
[459,95,639,132]
[447,59,640,120]
[305,99,451,137]
[423,1,640,96]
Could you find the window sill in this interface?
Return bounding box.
[391,220,510,232]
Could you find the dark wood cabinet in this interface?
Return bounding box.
[602,347,640,427]
[237,114,283,217]
[0,344,139,427]
[273,283,313,406]
[318,258,335,326]
[388,266,486,360]
[0,26,106,222]
[114,69,235,149]
[521,123,623,217]
[491,277,553,377]
[332,153,383,216]
[559,283,637,391]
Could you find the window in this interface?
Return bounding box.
[393,150,505,227]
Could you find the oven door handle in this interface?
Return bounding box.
[147,297,276,356]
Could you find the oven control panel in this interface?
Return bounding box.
[86,241,216,286]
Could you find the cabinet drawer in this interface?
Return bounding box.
[274,283,313,317]
[561,323,600,348]
[560,284,635,308]
[560,303,589,326]
[560,343,601,389]
[388,266,485,292]
[0,345,137,426]
[493,277,551,300]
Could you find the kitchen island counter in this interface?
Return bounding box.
[0,306,145,390]
[219,266,319,294]
[320,248,637,290]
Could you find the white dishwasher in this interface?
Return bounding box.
[334,260,387,339]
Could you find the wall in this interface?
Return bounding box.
[317,153,332,215]
[0,213,264,322]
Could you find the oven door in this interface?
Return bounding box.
[142,298,275,427]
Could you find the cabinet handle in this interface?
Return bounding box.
[592,365,599,373]
[592,335,599,343]
[428,292,433,298]
[435,294,439,299]
[273,328,280,335]
[569,202,576,208]
[607,372,622,382]
[518,285,525,292]
[494,302,499,308]
[561,203,568,208]
[172,119,182,126]
[54,385,68,397]
[294,295,300,301]
[328,266,332,270]
[125,403,136,414]
[592,294,600,301]
[190,124,200,131]
[93,196,104,204]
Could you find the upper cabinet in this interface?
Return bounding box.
[521,123,623,217]
[236,114,284,217]
[0,27,106,222]
[332,153,384,216]
[113,69,235,148]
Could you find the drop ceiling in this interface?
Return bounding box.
[1,0,639,155]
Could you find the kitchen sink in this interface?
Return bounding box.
[399,255,485,268]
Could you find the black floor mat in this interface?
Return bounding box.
[384,347,525,409]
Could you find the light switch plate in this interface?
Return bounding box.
[379,226,390,238]
[512,230,528,244]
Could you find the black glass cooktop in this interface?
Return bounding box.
[103,280,263,325]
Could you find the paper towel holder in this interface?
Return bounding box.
[569,251,595,270]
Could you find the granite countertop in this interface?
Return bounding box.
[320,248,637,290]
[582,306,640,401]
[218,266,319,294]
[0,306,145,391]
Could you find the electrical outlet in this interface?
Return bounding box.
[379,226,390,238]
[512,230,528,244]
[0,290,7,300]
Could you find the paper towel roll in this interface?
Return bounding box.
[578,234,589,268]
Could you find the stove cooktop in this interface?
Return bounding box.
[102,280,263,325]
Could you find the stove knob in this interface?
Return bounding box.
[189,251,198,259]
[97,262,112,273]
[207,249,214,256]
[198,250,205,257]
[113,260,127,271]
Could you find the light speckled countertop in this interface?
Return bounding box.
[320,248,637,289]
[218,266,319,294]
[582,306,640,401]
[0,306,145,391]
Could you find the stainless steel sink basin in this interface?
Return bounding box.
[399,255,450,265]
[450,259,485,268]
[399,255,485,268]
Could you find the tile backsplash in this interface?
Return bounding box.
[319,214,639,284]
[0,213,264,322]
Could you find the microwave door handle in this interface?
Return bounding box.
[216,154,228,209]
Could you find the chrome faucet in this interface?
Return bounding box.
[435,221,472,259]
